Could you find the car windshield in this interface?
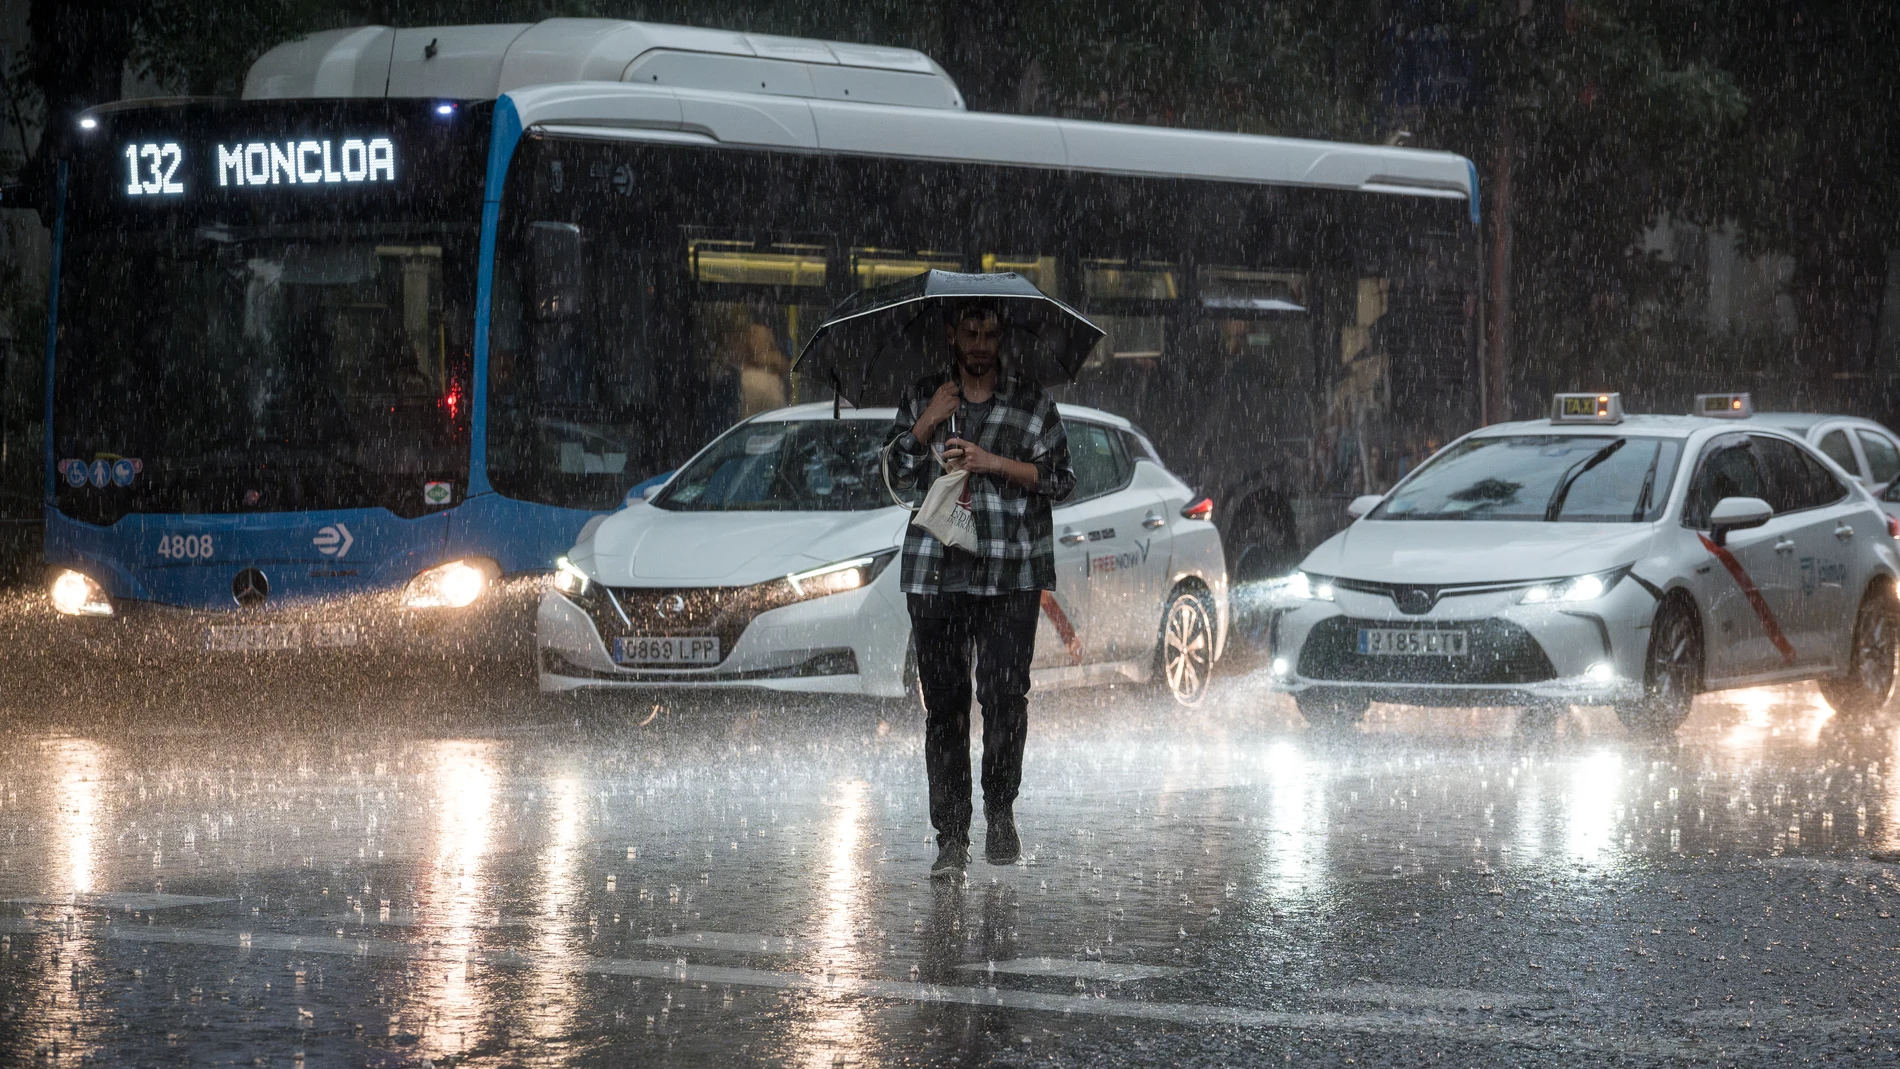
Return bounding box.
[655,419,894,512]
[1372,435,1683,522]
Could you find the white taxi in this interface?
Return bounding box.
[1269,393,1900,734]
[537,402,1228,705]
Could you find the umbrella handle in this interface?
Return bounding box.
[881,437,924,513]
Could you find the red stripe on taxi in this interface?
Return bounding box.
[1697,533,1796,663]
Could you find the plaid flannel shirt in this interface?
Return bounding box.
[889,371,1076,596]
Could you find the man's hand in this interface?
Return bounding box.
[944,438,1039,490]
[912,380,961,443]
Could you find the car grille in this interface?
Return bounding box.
[1332,578,1530,615]
[570,585,783,667]
[541,647,858,682]
[1296,616,1556,685]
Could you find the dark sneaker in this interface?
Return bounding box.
[985,811,1021,865]
[930,839,970,879]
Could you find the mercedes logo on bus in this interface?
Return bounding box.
[232,568,270,607]
[654,593,687,618]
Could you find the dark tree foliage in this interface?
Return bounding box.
[1674,1,1900,382]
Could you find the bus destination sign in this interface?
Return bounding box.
[119,136,398,198]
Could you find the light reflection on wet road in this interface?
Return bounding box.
[1,669,1898,1066]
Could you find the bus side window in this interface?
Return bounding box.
[1081,259,1177,368]
[1195,267,1310,389]
[687,237,830,419]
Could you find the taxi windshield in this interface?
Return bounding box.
[655,419,892,512]
[1373,435,1682,522]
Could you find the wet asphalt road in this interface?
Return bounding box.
[2,654,1900,1067]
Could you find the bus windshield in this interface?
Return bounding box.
[53,223,475,522]
[655,418,893,512]
[1371,435,1682,522]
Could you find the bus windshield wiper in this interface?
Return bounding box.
[1544,438,1626,521]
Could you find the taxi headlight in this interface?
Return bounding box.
[780,551,898,604]
[404,558,497,609]
[49,569,112,617]
[1286,571,1336,602]
[1519,568,1625,605]
[552,556,591,597]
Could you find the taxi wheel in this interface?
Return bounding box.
[1155,588,1215,706]
[1297,691,1369,732]
[1818,589,1900,717]
[1617,596,1701,736]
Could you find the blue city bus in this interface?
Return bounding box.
[40,20,1478,663]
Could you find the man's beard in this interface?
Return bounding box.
[955,352,995,379]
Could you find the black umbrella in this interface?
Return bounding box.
[792,270,1104,406]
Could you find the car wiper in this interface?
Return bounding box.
[1544,438,1626,522]
[1629,445,1661,521]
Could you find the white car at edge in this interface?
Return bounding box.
[538,402,1228,705]
[1269,393,1900,734]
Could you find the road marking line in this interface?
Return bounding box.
[1698,533,1797,663]
[5,921,1723,1056]
[4,893,231,910]
[1319,983,1538,1011]
[1757,857,1897,875]
[649,931,798,955]
[955,957,1182,981]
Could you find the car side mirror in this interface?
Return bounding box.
[641,484,663,502]
[1347,494,1383,519]
[1708,496,1773,546]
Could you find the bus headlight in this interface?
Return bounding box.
[404,559,496,609]
[49,569,113,617]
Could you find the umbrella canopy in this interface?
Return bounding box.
[792,270,1104,405]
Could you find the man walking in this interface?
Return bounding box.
[890,300,1075,878]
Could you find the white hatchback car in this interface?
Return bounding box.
[538,402,1228,705]
[1745,412,1900,519]
[1269,393,1900,734]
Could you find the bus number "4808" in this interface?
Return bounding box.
[157,534,214,560]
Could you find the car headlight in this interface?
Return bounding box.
[1285,571,1336,602]
[553,556,591,597]
[404,558,497,609]
[1519,568,1625,604]
[779,551,898,604]
[49,569,112,617]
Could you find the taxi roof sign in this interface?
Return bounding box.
[1550,392,1624,425]
[1693,392,1754,418]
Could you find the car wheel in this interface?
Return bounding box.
[1155,588,1215,706]
[1616,595,1701,736]
[1296,690,1369,732]
[1818,587,1900,716]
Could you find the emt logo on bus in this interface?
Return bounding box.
[214,137,396,189]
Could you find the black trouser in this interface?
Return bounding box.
[908,590,1042,846]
